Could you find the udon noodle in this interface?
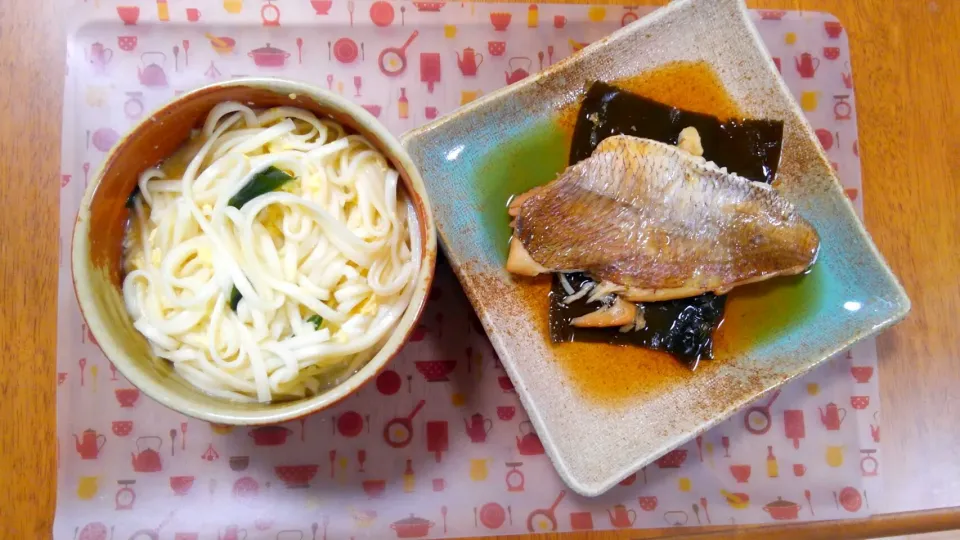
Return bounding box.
[122,102,419,402]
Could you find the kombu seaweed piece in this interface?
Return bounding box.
[549,81,784,367]
[569,81,783,184]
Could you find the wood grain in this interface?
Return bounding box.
[1,0,958,538]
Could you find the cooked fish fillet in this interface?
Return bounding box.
[513,135,820,301]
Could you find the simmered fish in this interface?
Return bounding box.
[511,135,819,301]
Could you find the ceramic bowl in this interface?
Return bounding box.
[401,0,908,495]
[72,78,437,425]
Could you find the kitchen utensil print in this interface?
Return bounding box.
[819,402,846,430]
[570,511,594,530]
[377,370,401,395]
[250,426,293,446]
[527,490,565,532]
[426,421,448,461]
[839,487,862,512]
[206,34,236,56]
[795,52,820,78]
[505,462,524,492]
[170,475,194,496]
[201,443,219,462]
[117,5,140,25]
[74,429,106,460]
[420,53,441,92]
[383,399,425,448]
[249,43,290,68]
[516,420,544,455]
[262,0,280,26]
[296,38,303,64]
[744,388,781,434]
[337,411,363,437]
[490,11,511,31]
[138,52,168,87]
[607,504,636,528]
[505,56,531,84]
[464,413,493,443]
[370,1,394,26]
[783,409,805,448]
[311,0,332,15]
[763,497,802,520]
[379,31,418,76]
[334,38,360,64]
[86,42,113,74]
[456,47,483,76]
[132,436,163,472]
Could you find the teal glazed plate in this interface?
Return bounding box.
[401,0,909,496]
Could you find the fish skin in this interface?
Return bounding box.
[515,135,819,298]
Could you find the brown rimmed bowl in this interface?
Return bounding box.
[72,78,437,425]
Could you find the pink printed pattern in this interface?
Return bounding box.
[57,3,878,538]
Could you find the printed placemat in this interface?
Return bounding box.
[56,2,879,538]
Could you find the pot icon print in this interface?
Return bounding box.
[763,497,801,520]
[74,429,106,459]
[505,57,531,85]
[516,421,544,455]
[819,402,846,430]
[138,52,168,87]
[132,436,163,472]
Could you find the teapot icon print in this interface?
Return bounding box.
[132,436,163,472]
[795,53,820,78]
[607,504,636,528]
[456,47,484,76]
[819,402,846,430]
[86,42,113,74]
[74,429,106,460]
[464,413,493,443]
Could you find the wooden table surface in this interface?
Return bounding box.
[1,0,958,538]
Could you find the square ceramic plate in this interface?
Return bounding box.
[401,0,909,496]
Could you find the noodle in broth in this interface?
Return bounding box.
[122,102,419,403]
